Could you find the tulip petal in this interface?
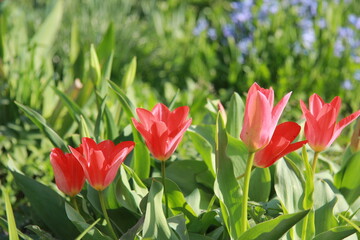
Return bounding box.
[272,122,301,142]
[309,94,325,117]
[329,110,360,147]
[272,91,292,125]
[167,119,192,158]
[329,96,341,117]
[152,103,171,122]
[168,106,190,132]
[241,91,272,151]
[111,141,135,161]
[136,108,156,130]
[98,140,115,160]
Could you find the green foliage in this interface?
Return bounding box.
[1,0,360,239]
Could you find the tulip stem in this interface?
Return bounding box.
[241,151,255,234]
[312,152,320,176]
[98,190,117,240]
[71,196,80,212]
[161,160,169,218]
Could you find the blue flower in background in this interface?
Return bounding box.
[231,11,252,24]
[354,70,360,81]
[341,79,353,90]
[208,28,217,40]
[222,24,236,38]
[317,18,326,29]
[302,28,315,49]
[193,18,208,36]
[237,37,252,54]
[334,39,345,57]
[348,14,360,30]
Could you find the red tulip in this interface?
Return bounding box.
[70,138,135,191]
[50,148,85,196]
[132,103,192,161]
[240,83,292,152]
[300,94,360,152]
[254,122,308,168]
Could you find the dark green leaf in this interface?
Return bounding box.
[239,210,309,240]
[12,171,78,239]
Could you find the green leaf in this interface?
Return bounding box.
[249,167,271,202]
[108,80,136,118]
[188,130,215,176]
[168,214,189,240]
[122,57,137,90]
[226,92,244,139]
[104,106,118,140]
[65,204,111,240]
[116,166,144,213]
[30,0,63,69]
[314,198,338,235]
[142,180,175,239]
[80,115,91,138]
[275,158,305,239]
[226,134,248,182]
[90,44,101,87]
[15,102,67,150]
[70,20,80,64]
[52,87,88,123]
[131,124,151,180]
[275,158,304,213]
[97,22,115,65]
[120,217,144,240]
[163,178,197,222]
[313,226,357,240]
[239,210,309,239]
[2,188,19,240]
[214,113,242,239]
[166,160,211,196]
[12,171,78,239]
[94,95,107,141]
[334,152,360,205]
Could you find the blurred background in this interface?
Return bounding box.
[0,0,360,237]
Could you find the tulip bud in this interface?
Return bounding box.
[218,102,227,125]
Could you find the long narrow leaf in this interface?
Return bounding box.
[15,102,67,150]
[3,188,19,240]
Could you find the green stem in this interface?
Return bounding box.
[98,191,117,240]
[312,152,320,176]
[161,160,169,218]
[301,213,309,240]
[207,194,217,212]
[236,166,255,180]
[71,196,79,212]
[241,151,255,234]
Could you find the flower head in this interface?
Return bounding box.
[50,148,85,196]
[132,103,192,161]
[240,82,292,152]
[70,138,134,191]
[300,94,360,152]
[254,122,307,168]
